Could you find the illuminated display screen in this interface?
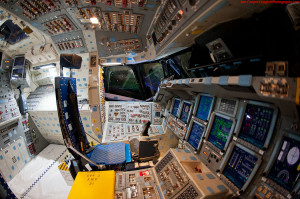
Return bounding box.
[207,115,233,150]
[12,68,23,79]
[195,96,213,121]
[188,122,205,149]
[238,104,274,149]
[171,99,181,117]
[268,136,300,192]
[223,146,258,189]
[14,56,25,67]
[179,102,192,123]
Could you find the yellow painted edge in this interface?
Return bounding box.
[59,162,70,171]
[58,162,64,170]
[296,78,300,105]
[191,29,203,35]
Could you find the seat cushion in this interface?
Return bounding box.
[89,142,126,165]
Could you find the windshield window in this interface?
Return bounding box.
[141,62,164,98]
[104,65,143,100]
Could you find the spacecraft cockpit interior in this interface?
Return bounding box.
[0,0,299,199]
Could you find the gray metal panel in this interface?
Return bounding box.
[51,30,88,54]
[27,115,48,156]
[0,0,159,56]
[156,76,298,197]
[0,119,22,149]
[95,31,145,57]
[0,71,21,129]
[150,0,218,54]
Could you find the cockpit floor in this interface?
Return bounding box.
[8,144,71,199]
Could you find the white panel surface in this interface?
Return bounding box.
[8,144,70,199]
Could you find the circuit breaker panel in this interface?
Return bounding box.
[0,71,34,182]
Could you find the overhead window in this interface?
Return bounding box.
[0,20,28,45]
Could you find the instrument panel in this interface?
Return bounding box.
[103,101,164,142]
[0,72,21,124]
[115,168,160,199]
[150,0,218,54]
[0,0,158,56]
[157,75,300,198]
[155,152,189,199]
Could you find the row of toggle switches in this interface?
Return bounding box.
[56,39,83,51]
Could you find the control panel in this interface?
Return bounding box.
[199,113,236,172]
[252,182,286,199]
[0,72,21,124]
[105,123,164,142]
[151,0,181,47]
[174,119,187,140]
[150,0,218,53]
[51,30,87,54]
[252,76,297,103]
[154,148,231,199]
[166,96,239,172]
[107,102,163,124]
[0,88,19,123]
[260,78,289,97]
[63,0,152,9]
[0,0,12,6]
[215,98,239,117]
[166,114,176,132]
[103,102,164,142]
[115,168,160,199]
[184,118,206,152]
[218,142,262,195]
[0,137,31,182]
[1,0,158,56]
[21,117,36,155]
[152,102,163,125]
[233,100,278,155]
[173,182,202,199]
[258,132,300,198]
[0,108,46,160]
[196,98,239,173]
[127,103,152,124]
[108,102,152,124]
[25,115,48,157]
[0,120,19,148]
[155,151,189,199]
[106,123,137,141]
[75,8,143,34]
[21,117,29,133]
[199,142,223,172]
[101,38,142,56]
[17,0,58,20]
[155,75,299,198]
[42,14,77,35]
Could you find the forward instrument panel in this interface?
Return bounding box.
[154,74,300,198]
[103,101,164,142]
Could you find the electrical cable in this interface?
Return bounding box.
[85,131,101,144]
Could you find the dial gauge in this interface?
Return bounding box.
[287,146,300,165]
